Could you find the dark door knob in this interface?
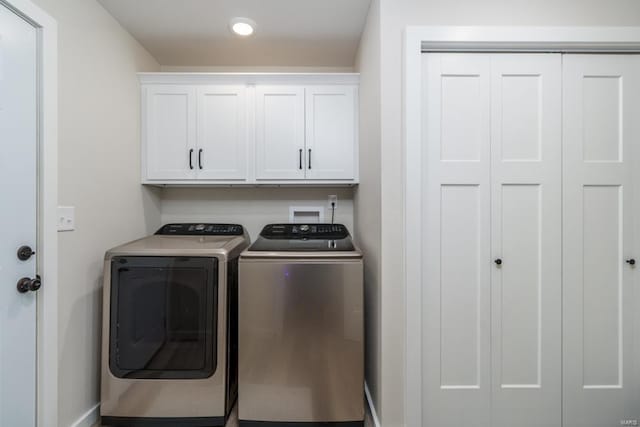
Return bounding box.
[17,275,41,293]
[494,258,502,266]
[626,259,636,266]
[17,245,35,261]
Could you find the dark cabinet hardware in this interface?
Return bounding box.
[198,149,203,169]
[494,258,502,266]
[308,149,312,169]
[189,149,194,170]
[299,149,303,170]
[626,259,636,266]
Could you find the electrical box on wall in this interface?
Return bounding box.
[289,206,324,223]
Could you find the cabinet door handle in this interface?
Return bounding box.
[189,149,194,170]
[308,149,312,170]
[494,258,502,266]
[299,149,303,170]
[198,149,203,169]
[626,258,636,266]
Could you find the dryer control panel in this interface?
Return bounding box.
[155,223,244,236]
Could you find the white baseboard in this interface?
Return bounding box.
[365,382,381,427]
[69,403,100,427]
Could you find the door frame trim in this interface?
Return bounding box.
[402,26,640,426]
[0,0,58,426]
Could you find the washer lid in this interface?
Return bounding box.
[259,223,349,239]
[248,223,355,252]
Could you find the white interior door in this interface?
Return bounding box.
[422,53,492,427]
[145,85,196,180]
[563,54,640,427]
[489,54,562,427]
[255,86,305,180]
[0,5,38,426]
[196,86,247,180]
[304,86,356,180]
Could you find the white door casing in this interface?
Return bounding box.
[196,85,247,180]
[562,54,640,427]
[489,54,562,427]
[305,86,356,180]
[422,52,562,427]
[255,86,305,180]
[0,4,38,426]
[145,85,197,180]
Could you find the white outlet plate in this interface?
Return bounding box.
[328,195,338,209]
[57,206,75,232]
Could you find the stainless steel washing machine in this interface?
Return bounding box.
[100,223,250,427]
[238,224,364,427]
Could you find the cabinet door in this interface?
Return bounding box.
[255,86,305,180]
[196,86,247,180]
[422,53,492,427]
[305,86,356,180]
[563,55,640,427]
[490,54,562,427]
[144,85,196,180]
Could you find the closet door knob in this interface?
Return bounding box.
[494,258,502,266]
[626,259,636,266]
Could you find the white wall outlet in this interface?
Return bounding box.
[328,195,338,209]
[57,206,75,232]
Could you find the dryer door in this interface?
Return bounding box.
[109,256,218,379]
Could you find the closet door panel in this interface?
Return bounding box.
[490,54,562,427]
[422,53,492,427]
[563,54,640,427]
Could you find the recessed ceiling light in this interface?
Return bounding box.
[230,17,256,37]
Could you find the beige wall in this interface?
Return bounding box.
[160,187,354,241]
[374,1,640,426]
[29,0,161,425]
[353,0,382,417]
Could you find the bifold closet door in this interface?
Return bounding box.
[490,54,562,427]
[563,55,640,427]
[422,53,561,427]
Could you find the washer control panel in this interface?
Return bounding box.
[260,224,349,239]
[155,223,244,236]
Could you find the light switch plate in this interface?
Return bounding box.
[57,206,75,231]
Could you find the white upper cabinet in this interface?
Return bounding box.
[144,85,196,180]
[255,86,305,180]
[305,86,357,180]
[197,86,247,180]
[139,74,359,185]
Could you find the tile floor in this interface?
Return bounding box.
[94,400,375,426]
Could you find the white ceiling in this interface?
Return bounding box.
[98,0,372,67]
